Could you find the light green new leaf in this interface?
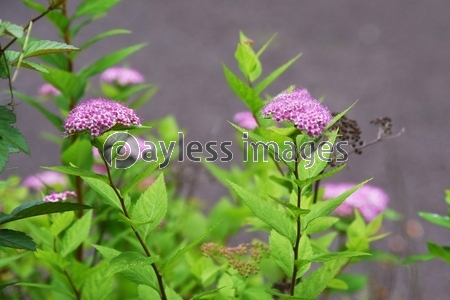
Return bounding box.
[82,177,122,211]
[106,251,159,277]
[235,43,262,82]
[223,64,264,114]
[131,173,168,239]
[269,230,293,278]
[24,40,79,58]
[229,181,296,244]
[304,251,370,263]
[60,210,92,257]
[254,53,302,94]
[324,101,358,131]
[427,242,450,263]
[78,43,146,78]
[294,164,346,189]
[303,216,339,235]
[302,179,371,231]
[346,210,368,251]
[294,258,348,298]
[62,138,93,171]
[120,161,159,196]
[419,212,450,230]
[50,211,74,237]
[81,262,114,300]
[92,245,121,260]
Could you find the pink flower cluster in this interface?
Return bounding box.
[38,83,61,96]
[22,170,67,191]
[323,183,389,222]
[233,111,258,130]
[262,88,332,137]
[63,98,141,137]
[43,191,77,203]
[100,67,144,86]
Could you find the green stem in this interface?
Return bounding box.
[102,158,167,300]
[290,155,302,296]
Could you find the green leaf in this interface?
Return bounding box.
[294,164,346,189]
[403,253,436,264]
[303,216,339,235]
[129,84,159,109]
[138,285,161,300]
[41,67,86,100]
[0,229,36,250]
[303,251,370,263]
[266,289,314,300]
[0,123,30,154]
[22,0,69,33]
[81,262,114,300]
[366,213,383,236]
[12,60,48,73]
[294,258,348,298]
[50,211,74,236]
[427,242,450,263]
[254,53,302,94]
[228,181,296,244]
[106,251,159,277]
[223,64,263,114]
[60,210,92,256]
[419,211,450,230]
[241,287,273,300]
[335,273,367,293]
[324,101,357,131]
[38,53,68,69]
[120,161,159,195]
[346,210,368,251]
[191,288,225,300]
[0,201,91,225]
[61,138,93,171]
[24,40,79,58]
[256,33,277,57]
[0,140,9,172]
[0,281,18,291]
[131,173,168,239]
[235,43,262,82]
[327,278,348,290]
[78,43,146,78]
[77,29,131,54]
[269,230,293,278]
[0,106,16,123]
[74,0,121,18]
[82,177,122,211]
[0,21,23,38]
[92,245,121,260]
[160,221,221,273]
[302,179,371,231]
[42,165,109,184]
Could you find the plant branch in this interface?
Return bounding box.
[102,158,167,300]
[63,269,81,300]
[290,155,302,296]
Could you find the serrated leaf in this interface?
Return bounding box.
[82,177,122,211]
[346,210,368,251]
[0,122,29,154]
[81,262,114,300]
[78,43,146,78]
[0,229,36,250]
[269,230,293,278]
[235,43,262,82]
[42,165,109,183]
[50,211,74,236]
[34,249,69,273]
[294,164,346,189]
[304,251,370,263]
[106,251,159,277]
[419,212,450,230]
[0,106,16,123]
[92,245,121,260]
[61,138,93,170]
[223,64,264,114]
[131,173,167,239]
[12,60,48,73]
[303,216,339,235]
[228,181,296,244]
[0,201,91,225]
[294,258,348,298]
[254,53,302,94]
[302,179,371,231]
[60,210,92,256]
[24,40,79,58]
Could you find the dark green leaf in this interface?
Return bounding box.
[0,140,9,172]
[106,251,159,277]
[0,106,16,123]
[0,123,30,154]
[427,242,450,263]
[14,91,62,128]
[0,201,91,225]
[42,165,109,183]
[419,211,450,230]
[82,177,122,211]
[74,0,121,18]
[12,60,48,73]
[41,67,86,100]
[0,229,36,250]
[24,40,79,58]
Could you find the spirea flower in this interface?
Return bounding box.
[100,67,144,86]
[63,98,141,137]
[43,191,77,203]
[323,183,389,222]
[262,88,332,137]
[22,171,67,191]
[38,83,61,96]
[233,111,258,130]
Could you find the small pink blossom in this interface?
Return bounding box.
[63,98,141,137]
[100,67,144,86]
[323,183,389,222]
[22,171,67,191]
[262,88,332,137]
[43,191,77,202]
[38,83,61,96]
[233,111,258,130]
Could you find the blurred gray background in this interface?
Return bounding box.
[1,0,450,298]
